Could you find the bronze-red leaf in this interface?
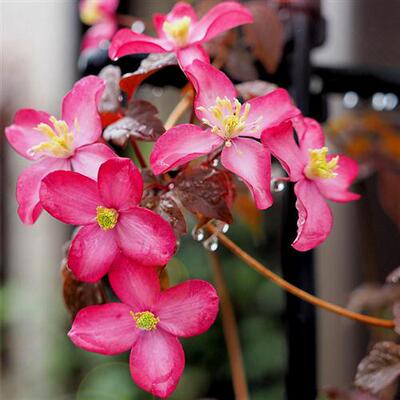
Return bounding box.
[173,166,235,224]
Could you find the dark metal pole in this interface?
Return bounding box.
[281,3,323,398]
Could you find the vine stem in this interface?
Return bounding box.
[206,225,395,329]
[164,86,193,130]
[209,252,249,400]
[130,139,148,169]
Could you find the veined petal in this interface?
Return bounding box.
[39,171,100,225]
[68,303,138,355]
[221,138,273,209]
[16,157,70,224]
[116,207,176,267]
[5,109,52,160]
[108,29,172,60]
[314,155,360,203]
[167,2,198,22]
[61,76,105,148]
[70,142,115,180]
[150,125,223,175]
[109,256,160,310]
[68,224,118,282]
[98,158,143,210]
[176,44,209,69]
[261,121,304,181]
[292,179,333,252]
[129,329,185,399]
[245,88,301,138]
[155,280,219,338]
[299,118,325,156]
[185,60,236,115]
[189,1,253,43]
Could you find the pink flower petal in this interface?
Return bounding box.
[153,2,198,39]
[5,109,52,160]
[150,124,223,175]
[190,1,253,43]
[98,158,143,210]
[314,155,360,202]
[81,19,117,52]
[68,303,138,355]
[70,143,115,180]
[292,179,333,252]
[109,256,160,310]
[61,76,105,148]
[155,280,219,338]
[98,0,119,16]
[221,138,273,209]
[109,29,172,60]
[168,1,198,22]
[116,207,176,267]
[68,223,118,282]
[261,121,304,181]
[39,171,100,225]
[16,157,70,224]
[185,60,236,115]
[129,329,185,398]
[299,118,325,155]
[245,88,301,138]
[176,44,209,69]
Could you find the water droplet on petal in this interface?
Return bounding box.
[191,226,205,242]
[211,158,219,167]
[271,179,286,192]
[203,234,218,252]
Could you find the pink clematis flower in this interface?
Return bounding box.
[150,60,301,209]
[5,76,115,224]
[109,1,253,68]
[79,0,119,26]
[69,256,219,398]
[262,118,360,251]
[39,158,176,282]
[79,0,119,54]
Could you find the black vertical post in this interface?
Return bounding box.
[281,3,323,399]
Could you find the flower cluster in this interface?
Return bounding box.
[4,1,360,398]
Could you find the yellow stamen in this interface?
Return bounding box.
[304,147,339,179]
[80,0,103,25]
[96,206,119,230]
[197,97,262,144]
[163,16,191,46]
[130,311,159,331]
[29,116,74,158]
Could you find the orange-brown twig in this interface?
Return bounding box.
[209,252,249,400]
[207,225,395,330]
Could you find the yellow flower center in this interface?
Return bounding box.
[80,0,103,25]
[96,206,119,230]
[29,116,74,158]
[198,97,262,147]
[162,16,191,46]
[304,147,339,179]
[130,311,159,331]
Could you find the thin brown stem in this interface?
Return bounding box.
[130,139,147,169]
[207,225,395,330]
[164,86,193,130]
[209,252,249,400]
